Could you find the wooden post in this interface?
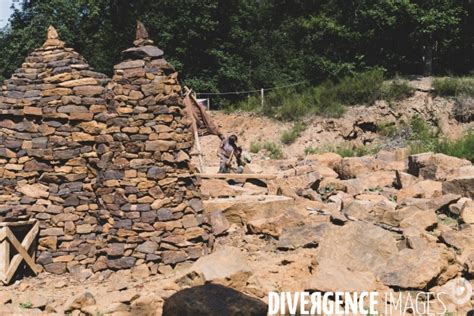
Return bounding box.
[193,127,205,173]
[260,88,264,108]
[184,86,206,173]
[0,229,9,282]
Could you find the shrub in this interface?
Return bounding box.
[434,131,474,162]
[307,82,346,117]
[334,144,380,157]
[250,141,283,159]
[304,147,319,155]
[249,141,262,153]
[304,143,378,157]
[433,77,474,97]
[381,78,414,101]
[262,142,283,159]
[334,69,384,105]
[377,122,398,137]
[280,122,306,145]
[407,115,440,154]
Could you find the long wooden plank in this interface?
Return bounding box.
[197,173,276,180]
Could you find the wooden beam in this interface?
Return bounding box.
[0,230,9,283]
[0,220,36,227]
[197,173,276,180]
[6,226,41,274]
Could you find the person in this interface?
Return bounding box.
[218,134,243,173]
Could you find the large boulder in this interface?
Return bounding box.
[408,153,471,180]
[377,247,455,289]
[203,195,295,226]
[442,175,474,199]
[397,180,442,201]
[185,247,252,289]
[162,284,267,316]
[247,209,306,238]
[276,223,329,250]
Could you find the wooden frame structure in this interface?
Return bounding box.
[0,219,41,284]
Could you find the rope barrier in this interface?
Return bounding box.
[195,81,307,96]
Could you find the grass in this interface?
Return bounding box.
[250,141,284,159]
[304,143,379,158]
[280,122,306,145]
[407,115,474,161]
[19,301,33,309]
[433,76,474,97]
[434,131,474,162]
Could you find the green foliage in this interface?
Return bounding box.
[250,141,283,159]
[249,141,262,154]
[230,70,387,121]
[333,69,384,105]
[435,131,474,162]
[280,122,306,145]
[0,0,472,104]
[433,77,474,97]
[407,115,440,153]
[381,78,415,101]
[377,122,398,137]
[304,143,379,157]
[19,301,33,309]
[334,145,380,158]
[407,115,474,162]
[304,147,320,155]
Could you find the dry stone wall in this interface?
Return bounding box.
[0,24,210,275]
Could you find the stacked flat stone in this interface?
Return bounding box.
[0,26,110,274]
[94,22,210,271]
[0,24,210,276]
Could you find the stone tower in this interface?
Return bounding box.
[0,26,110,273]
[95,21,210,269]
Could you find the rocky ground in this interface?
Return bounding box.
[1,148,474,315]
[198,79,473,171]
[1,79,473,315]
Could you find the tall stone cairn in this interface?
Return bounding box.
[0,26,110,274]
[95,21,210,271]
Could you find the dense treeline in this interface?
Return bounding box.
[0,0,473,106]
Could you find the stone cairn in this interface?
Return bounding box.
[0,24,210,276]
[95,21,210,271]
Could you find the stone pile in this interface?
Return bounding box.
[95,21,210,270]
[0,24,210,275]
[0,26,110,274]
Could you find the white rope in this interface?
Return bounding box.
[195,81,306,96]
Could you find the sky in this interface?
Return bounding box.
[0,0,17,28]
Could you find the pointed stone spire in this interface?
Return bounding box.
[42,25,65,48]
[133,21,154,47]
[123,21,163,59]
